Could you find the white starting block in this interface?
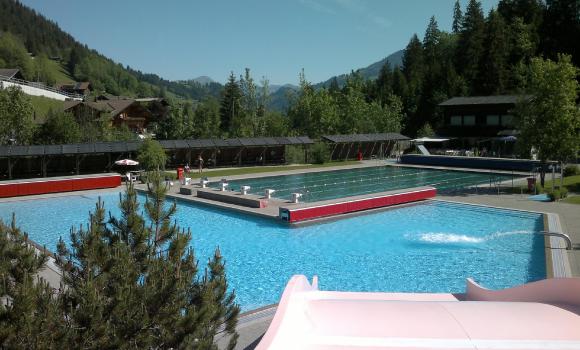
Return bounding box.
[264,189,275,199]
[220,181,229,191]
[200,178,209,188]
[182,177,191,185]
[241,185,251,195]
[291,192,303,203]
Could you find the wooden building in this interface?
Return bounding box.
[57,81,92,96]
[64,98,168,133]
[437,95,531,145]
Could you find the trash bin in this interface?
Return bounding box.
[527,177,536,191]
[177,167,184,180]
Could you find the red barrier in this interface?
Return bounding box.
[280,187,436,223]
[0,175,121,198]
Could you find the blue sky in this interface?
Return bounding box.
[22,0,498,85]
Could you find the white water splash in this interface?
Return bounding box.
[418,233,484,243]
[411,230,534,244]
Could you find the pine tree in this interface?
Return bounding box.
[375,62,393,104]
[452,0,463,33]
[0,216,65,349]
[423,16,441,66]
[55,178,240,348]
[219,72,243,136]
[401,35,425,133]
[456,0,486,90]
[477,9,510,94]
[541,0,580,66]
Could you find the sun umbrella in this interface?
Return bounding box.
[115,159,139,166]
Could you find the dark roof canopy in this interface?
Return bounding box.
[322,133,410,143]
[439,95,532,106]
[0,68,22,79]
[0,136,314,158]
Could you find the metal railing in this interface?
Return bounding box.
[539,231,573,250]
[0,74,84,100]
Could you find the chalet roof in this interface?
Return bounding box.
[73,82,91,90]
[0,68,21,79]
[64,99,138,116]
[439,95,532,106]
[322,133,410,143]
[63,100,82,110]
[58,81,91,91]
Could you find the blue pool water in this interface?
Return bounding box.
[216,166,515,202]
[0,192,545,311]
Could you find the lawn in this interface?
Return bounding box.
[45,59,74,84]
[28,95,64,123]
[562,196,580,205]
[163,161,361,180]
[542,174,580,193]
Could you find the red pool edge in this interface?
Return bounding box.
[279,187,437,223]
[0,174,122,198]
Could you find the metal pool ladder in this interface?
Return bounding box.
[539,231,573,250]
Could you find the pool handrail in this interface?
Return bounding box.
[539,231,572,250]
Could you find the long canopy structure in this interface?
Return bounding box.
[322,133,410,161]
[0,136,313,179]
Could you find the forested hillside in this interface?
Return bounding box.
[0,0,578,146]
[0,0,222,99]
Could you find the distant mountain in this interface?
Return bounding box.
[316,49,404,88]
[267,50,404,112]
[268,83,298,94]
[192,76,215,85]
[267,85,298,112]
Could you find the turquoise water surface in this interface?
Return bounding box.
[217,166,515,202]
[0,192,545,311]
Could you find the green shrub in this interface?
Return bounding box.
[309,143,330,164]
[563,165,579,177]
[547,187,568,201]
[285,145,305,164]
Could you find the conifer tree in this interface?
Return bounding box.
[456,0,486,90]
[375,62,393,104]
[219,72,243,136]
[477,9,510,94]
[55,177,240,349]
[452,0,463,33]
[0,216,65,349]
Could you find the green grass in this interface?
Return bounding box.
[163,161,361,180]
[542,175,580,193]
[562,196,580,205]
[45,59,74,84]
[28,95,64,123]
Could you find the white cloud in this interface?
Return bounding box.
[299,0,337,15]
[336,0,392,28]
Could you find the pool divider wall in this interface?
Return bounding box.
[0,174,122,198]
[279,186,437,223]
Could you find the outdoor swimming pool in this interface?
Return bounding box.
[0,191,545,311]
[217,166,516,202]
